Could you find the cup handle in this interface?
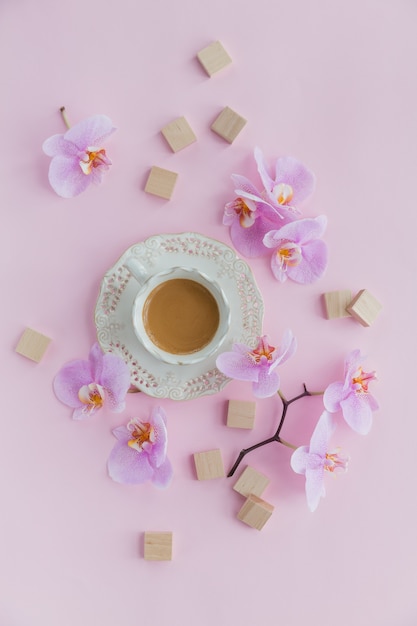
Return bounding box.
[124,258,149,286]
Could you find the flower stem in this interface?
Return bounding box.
[60,106,71,129]
[227,383,321,477]
[278,437,297,450]
[227,436,278,477]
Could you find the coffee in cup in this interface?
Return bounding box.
[126,262,230,365]
[142,277,220,355]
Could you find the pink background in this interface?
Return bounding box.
[2,0,417,624]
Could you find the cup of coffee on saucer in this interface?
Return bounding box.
[125,258,231,366]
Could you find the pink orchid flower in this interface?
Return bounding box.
[53,343,131,420]
[323,349,378,435]
[291,411,349,512]
[107,407,173,487]
[42,114,115,198]
[224,174,288,257]
[254,147,316,213]
[263,216,328,284]
[216,331,297,398]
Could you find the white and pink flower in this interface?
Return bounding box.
[263,216,328,284]
[107,407,173,488]
[43,114,115,198]
[324,350,378,435]
[53,343,130,419]
[216,332,297,398]
[291,411,349,512]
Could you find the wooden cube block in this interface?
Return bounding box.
[197,40,232,76]
[346,289,382,327]
[323,290,352,319]
[237,494,274,530]
[161,116,197,152]
[233,465,270,498]
[194,449,225,480]
[144,166,178,200]
[211,106,247,143]
[227,399,256,429]
[144,532,172,561]
[15,328,51,362]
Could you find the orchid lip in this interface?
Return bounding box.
[273,182,294,205]
[78,382,105,412]
[276,240,302,270]
[352,367,377,393]
[226,197,257,228]
[127,419,156,452]
[324,449,349,473]
[79,147,110,175]
[248,336,276,364]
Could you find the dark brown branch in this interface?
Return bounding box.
[227,384,323,477]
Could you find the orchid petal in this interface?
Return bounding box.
[309,411,335,456]
[53,359,93,408]
[272,329,297,368]
[264,216,327,247]
[64,114,115,149]
[47,155,91,198]
[305,466,326,512]
[99,353,131,412]
[107,441,154,484]
[42,134,79,157]
[88,343,104,380]
[147,407,168,468]
[270,254,288,282]
[274,156,316,205]
[151,458,173,488]
[254,147,275,191]
[228,215,272,257]
[252,367,280,398]
[344,350,364,383]
[290,446,310,474]
[230,174,263,198]
[323,381,345,413]
[216,351,259,382]
[287,239,328,284]
[340,394,373,435]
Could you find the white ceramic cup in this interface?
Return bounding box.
[125,258,230,366]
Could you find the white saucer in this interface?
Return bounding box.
[94,232,264,400]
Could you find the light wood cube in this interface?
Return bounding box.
[237,494,274,530]
[15,328,51,362]
[144,532,173,561]
[227,399,256,429]
[211,106,247,143]
[197,41,232,76]
[323,290,352,319]
[346,289,382,327]
[144,166,178,200]
[161,116,197,152]
[193,449,225,480]
[233,465,270,498]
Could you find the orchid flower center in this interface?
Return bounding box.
[127,419,156,453]
[226,197,256,228]
[248,337,276,364]
[79,146,110,175]
[273,182,294,205]
[78,383,106,413]
[352,367,377,393]
[324,449,349,473]
[276,241,302,270]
